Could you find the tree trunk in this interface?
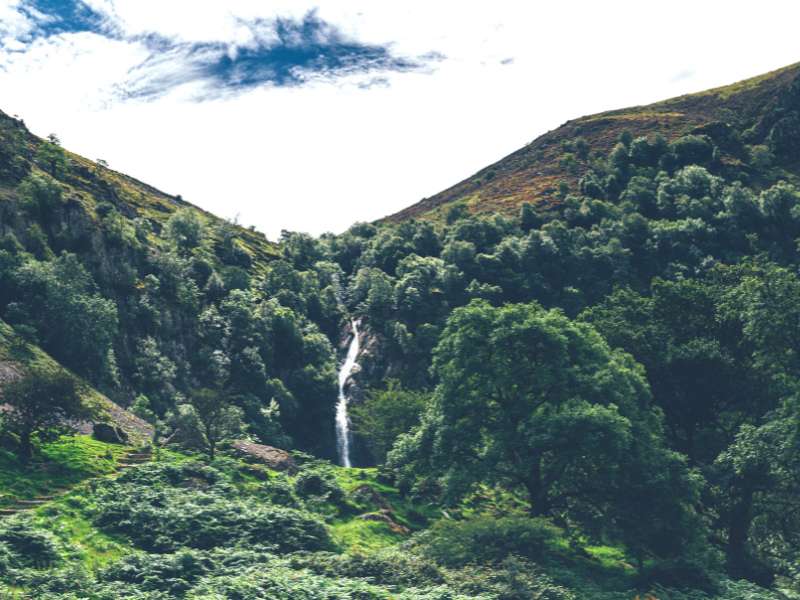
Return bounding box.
[525,460,550,516]
[686,423,696,466]
[18,429,32,464]
[726,485,753,578]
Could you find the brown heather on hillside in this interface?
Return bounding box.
[385,61,800,223]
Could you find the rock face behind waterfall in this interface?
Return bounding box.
[336,320,408,466]
[343,321,407,399]
[337,323,365,405]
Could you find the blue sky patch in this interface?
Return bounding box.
[17,0,114,39]
[4,3,437,99]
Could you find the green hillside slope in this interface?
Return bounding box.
[0,110,339,457]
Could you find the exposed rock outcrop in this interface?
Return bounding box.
[92,422,129,444]
[231,440,296,473]
[357,509,410,535]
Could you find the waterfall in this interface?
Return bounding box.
[335,320,360,467]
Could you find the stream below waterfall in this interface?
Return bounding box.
[335,320,360,467]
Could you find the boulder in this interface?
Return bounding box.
[92,422,129,444]
[231,440,296,473]
[357,509,410,535]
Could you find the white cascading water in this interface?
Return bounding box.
[335,320,360,467]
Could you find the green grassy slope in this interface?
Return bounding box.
[385,61,800,222]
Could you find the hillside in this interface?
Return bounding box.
[0,109,278,269]
[0,109,341,458]
[387,61,800,221]
[1,61,800,600]
[0,318,152,444]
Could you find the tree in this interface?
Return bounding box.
[164,209,206,254]
[177,388,244,460]
[1,366,92,462]
[10,253,119,383]
[717,260,800,398]
[389,300,703,564]
[713,409,800,582]
[35,137,68,177]
[394,303,629,506]
[581,279,779,465]
[349,380,428,463]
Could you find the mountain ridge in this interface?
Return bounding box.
[385,61,800,222]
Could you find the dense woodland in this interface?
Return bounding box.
[0,67,799,598]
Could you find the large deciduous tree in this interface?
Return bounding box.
[389,300,702,563]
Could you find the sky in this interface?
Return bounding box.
[1,1,799,240]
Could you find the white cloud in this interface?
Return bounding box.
[1,1,800,239]
[0,0,35,45]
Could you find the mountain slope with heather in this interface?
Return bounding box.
[387,61,800,222]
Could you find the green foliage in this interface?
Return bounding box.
[389,300,690,547]
[18,173,62,223]
[350,380,428,463]
[638,558,718,594]
[415,515,561,567]
[6,253,119,381]
[34,138,68,177]
[0,519,61,571]
[1,366,94,461]
[293,465,346,505]
[6,71,800,598]
[164,208,206,254]
[91,462,333,553]
[176,388,244,460]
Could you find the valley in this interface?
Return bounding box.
[1,61,800,599]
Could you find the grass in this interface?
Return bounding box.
[35,502,132,570]
[585,545,635,572]
[329,518,402,552]
[0,435,126,507]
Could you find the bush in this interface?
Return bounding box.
[444,555,577,600]
[294,466,345,505]
[288,548,444,588]
[0,519,60,569]
[637,558,717,594]
[100,549,215,595]
[0,540,16,575]
[92,463,333,553]
[670,135,714,166]
[416,516,561,567]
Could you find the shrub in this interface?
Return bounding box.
[100,549,215,595]
[415,516,561,567]
[288,548,444,588]
[294,466,345,505]
[670,135,714,166]
[444,555,577,600]
[0,519,60,569]
[91,463,333,553]
[637,558,717,594]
